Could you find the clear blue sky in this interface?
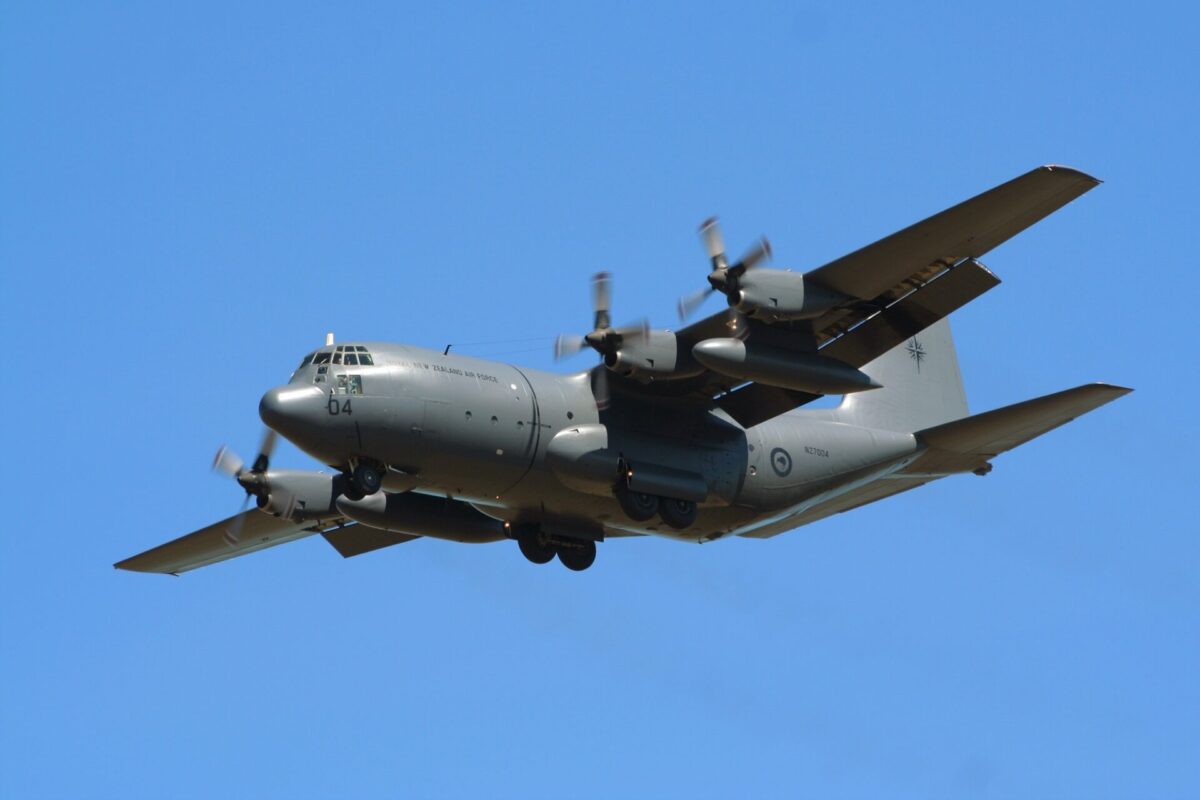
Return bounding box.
[2,2,1196,797]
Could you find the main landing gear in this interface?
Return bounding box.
[614,484,698,530]
[514,527,597,572]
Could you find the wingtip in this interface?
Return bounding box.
[1041,164,1103,186]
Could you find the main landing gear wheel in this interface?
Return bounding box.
[352,463,382,496]
[518,536,556,565]
[557,540,597,572]
[659,498,698,529]
[616,485,659,521]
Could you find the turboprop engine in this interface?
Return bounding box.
[677,217,849,323]
[253,470,341,519]
[604,329,705,381]
[729,269,847,322]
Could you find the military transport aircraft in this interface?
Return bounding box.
[117,165,1130,574]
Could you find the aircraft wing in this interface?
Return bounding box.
[628,166,1098,428]
[805,165,1099,302]
[715,257,1000,427]
[114,511,401,575]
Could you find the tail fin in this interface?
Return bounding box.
[828,317,969,432]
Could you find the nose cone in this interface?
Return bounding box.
[259,385,326,439]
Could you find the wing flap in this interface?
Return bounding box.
[115,511,351,575]
[322,527,420,558]
[806,165,1099,301]
[820,257,1000,367]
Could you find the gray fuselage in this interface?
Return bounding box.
[260,342,918,543]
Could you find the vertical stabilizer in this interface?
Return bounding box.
[828,318,969,432]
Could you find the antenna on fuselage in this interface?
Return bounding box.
[325,332,335,347]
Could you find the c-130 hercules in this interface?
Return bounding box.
[117,165,1130,574]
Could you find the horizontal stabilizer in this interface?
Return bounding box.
[907,383,1132,475]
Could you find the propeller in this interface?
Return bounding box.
[554,272,649,361]
[554,272,648,409]
[677,217,772,320]
[212,428,289,545]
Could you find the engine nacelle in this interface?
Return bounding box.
[604,329,704,381]
[732,269,847,322]
[257,470,340,519]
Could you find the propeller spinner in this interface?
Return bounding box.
[554,272,648,408]
[212,428,294,544]
[554,272,648,363]
[677,217,772,320]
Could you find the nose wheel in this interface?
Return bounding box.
[342,462,383,500]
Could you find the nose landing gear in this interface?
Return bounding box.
[341,461,384,500]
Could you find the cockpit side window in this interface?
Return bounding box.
[313,352,332,365]
[334,374,364,395]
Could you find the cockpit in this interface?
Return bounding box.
[298,344,375,369]
[292,344,378,390]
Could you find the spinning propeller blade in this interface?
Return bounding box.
[677,217,772,320]
[213,426,280,544]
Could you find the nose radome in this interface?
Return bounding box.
[259,384,326,434]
